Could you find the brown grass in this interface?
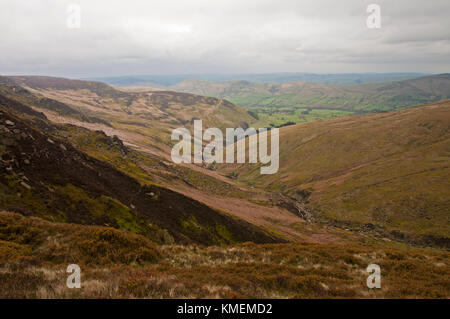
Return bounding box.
[0,211,160,266]
[0,212,448,298]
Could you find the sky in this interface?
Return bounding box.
[1,0,449,77]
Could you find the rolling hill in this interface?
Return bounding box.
[0,75,449,298]
[0,76,256,156]
[2,75,449,247]
[86,72,427,87]
[170,74,450,127]
[0,76,366,244]
[220,100,450,246]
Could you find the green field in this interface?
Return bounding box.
[244,104,354,127]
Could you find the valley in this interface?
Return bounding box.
[220,100,450,247]
[0,75,449,298]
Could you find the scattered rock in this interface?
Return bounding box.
[23,159,30,165]
[47,138,54,144]
[60,143,67,151]
[5,120,14,126]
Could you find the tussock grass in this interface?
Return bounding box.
[0,212,160,266]
[1,212,448,298]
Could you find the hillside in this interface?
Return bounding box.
[0,78,449,298]
[170,74,450,127]
[2,76,448,248]
[1,76,255,156]
[2,78,376,245]
[0,95,279,245]
[220,100,450,246]
[1,211,449,298]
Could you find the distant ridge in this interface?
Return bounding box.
[169,74,450,123]
[84,72,429,87]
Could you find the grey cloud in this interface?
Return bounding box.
[0,0,449,77]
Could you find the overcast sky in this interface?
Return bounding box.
[1,0,449,77]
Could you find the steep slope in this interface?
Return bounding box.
[0,76,110,127]
[2,76,255,156]
[0,95,279,245]
[220,100,450,246]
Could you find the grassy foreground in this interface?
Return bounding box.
[1,212,448,298]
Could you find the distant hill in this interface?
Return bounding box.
[220,100,450,246]
[85,72,427,87]
[170,74,450,112]
[1,75,255,154]
[170,74,450,127]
